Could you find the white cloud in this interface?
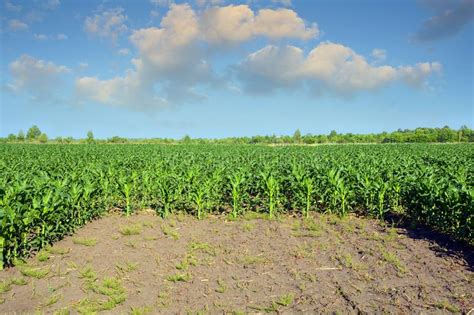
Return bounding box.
[75,4,440,110]
[7,55,70,100]
[201,5,318,43]
[77,4,213,109]
[8,19,28,31]
[118,48,130,55]
[84,7,128,42]
[33,33,68,41]
[5,1,21,12]
[75,60,168,109]
[79,62,89,70]
[371,48,386,62]
[34,33,48,41]
[237,42,442,95]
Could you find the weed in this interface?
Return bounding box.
[79,266,97,281]
[434,300,460,313]
[20,266,50,279]
[45,294,62,306]
[119,224,142,236]
[116,262,138,274]
[161,224,179,240]
[216,278,226,293]
[130,305,152,315]
[381,249,407,274]
[166,273,192,282]
[46,247,70,255]
[73,238,97,247]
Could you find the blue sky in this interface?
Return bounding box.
[0,0,473,139]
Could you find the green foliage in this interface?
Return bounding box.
[0,143,472,268]
[26,125,41,140]
[86,130,95,144]
[38,133,48,143]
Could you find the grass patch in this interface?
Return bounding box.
[77,277,127,313]
[188,242,216,256]
[44,293,62,306]
[46,246,70,255]
[130,305,152,315]
[19,266,50,279]
[175,254,197,271]
[236,254,268,265]
[250,293,295,312]
[79,266,97,281]
[161,224,180,240]
[73,238,97,247]
[166,273,192,282]
[434,300,460,313]
[119,224,142,236]
[115,262,138,274]
[215,278,226,293]
[381,249,407,274]
[37,250,50,262]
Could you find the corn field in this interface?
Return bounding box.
[0,144,473,268]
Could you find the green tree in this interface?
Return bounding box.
[17,130,25,141]
[182,134,191,143]
[38,133,48,143]
[293,129,302,143]
[26,125,41,140]
[7,133,16,142]
[87,130,95,144]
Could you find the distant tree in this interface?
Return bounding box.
[26,125,41,140]
[7,133,16,142]
[17,130,25,141]
[182,134,191,143]
[55,136,63,144]
[293,129,302,143]
[87,130,95,144]
[38,133,48,143]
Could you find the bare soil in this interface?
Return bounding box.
[0,211,472,314]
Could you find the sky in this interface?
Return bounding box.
[0,0,473,139]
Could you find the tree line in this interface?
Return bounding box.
[2,125,473,144]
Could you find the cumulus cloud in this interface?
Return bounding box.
[75,3,439,110]
[84,7,128,42]
[414,0,474,42]
[77,4,214,109]
[8,19,28,31]
[237,42,442,95]
[7,55,70,100]
[201,5,318,43]
[371,48,386,62]
[57,33,68,40]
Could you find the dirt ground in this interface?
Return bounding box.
[0,211,472,314]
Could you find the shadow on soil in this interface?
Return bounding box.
[385,213,474,272]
